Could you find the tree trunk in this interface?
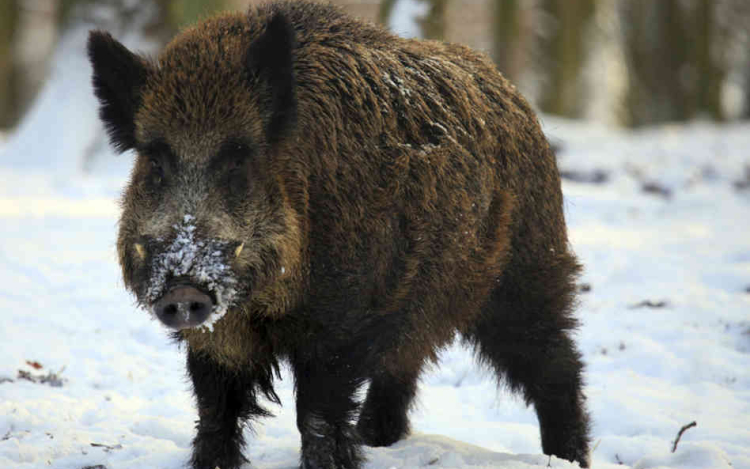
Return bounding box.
[621,0,728,126]
[0,0,19,129]
[378,0,397,26]
[537,0,597,118]
[491,0,521,81]
[693,0,725,121]
[418,0,448,40]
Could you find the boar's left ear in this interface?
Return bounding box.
[87,31,150,153]
[246,12,297,145]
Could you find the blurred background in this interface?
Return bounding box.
[1,0,749,134]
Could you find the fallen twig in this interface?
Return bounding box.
[733,165,750,191]
[17,369,66,387]
[90,442,123,452]
[629,300,669,309]
[641,181,672,199]
[560,169,609,184]
[671,421,697,453]
[591,439,601,453]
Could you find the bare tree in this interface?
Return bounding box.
[491,0,523,81]
[419,0,448,40]
[621,0,730,125]
[378,0,397,26]
[536,0,597,118]
[0,0,19,128]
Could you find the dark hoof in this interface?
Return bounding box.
[300,425,363,469]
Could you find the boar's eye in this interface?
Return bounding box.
[140,140,173,187]
[218,141,251,173]
[149,158,164,185]
[215,141,252,203]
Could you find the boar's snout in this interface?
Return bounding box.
[153,283,214,330]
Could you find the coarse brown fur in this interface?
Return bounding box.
[88,1,591,468]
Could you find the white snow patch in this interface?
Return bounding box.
[382,71,413,99]
[633,442,734,469]
[429,121,459,144]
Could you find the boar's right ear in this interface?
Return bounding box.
[87,31,149,153]
[246,12,297,145]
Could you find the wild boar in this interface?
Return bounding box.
[88,1,590,468]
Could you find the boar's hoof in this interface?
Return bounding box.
[153,285,213,330]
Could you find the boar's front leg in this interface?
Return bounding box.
[187,348,277,469]
[292,348,366,469]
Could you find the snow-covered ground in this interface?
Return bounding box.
[1,5,749,468]
[2,110,748,469]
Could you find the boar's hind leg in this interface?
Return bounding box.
[187,349,278,469]
[356,365,421,447]
[292,349,366,469]
[466,252,591,468]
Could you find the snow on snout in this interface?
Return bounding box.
[145,214,238,331]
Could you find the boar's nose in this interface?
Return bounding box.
[153,285,214,330]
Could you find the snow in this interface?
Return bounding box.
[382,72,414,99]
[145,213,238,331]
[1,12,750,469]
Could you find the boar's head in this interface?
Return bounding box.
[88,12,303,331]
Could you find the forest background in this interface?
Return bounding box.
[1,0,750,133]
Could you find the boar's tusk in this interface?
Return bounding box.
[134,243,146,260]
[235,242,245,258]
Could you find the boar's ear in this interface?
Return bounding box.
[246,12,297,145]
[87,31,150,153]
